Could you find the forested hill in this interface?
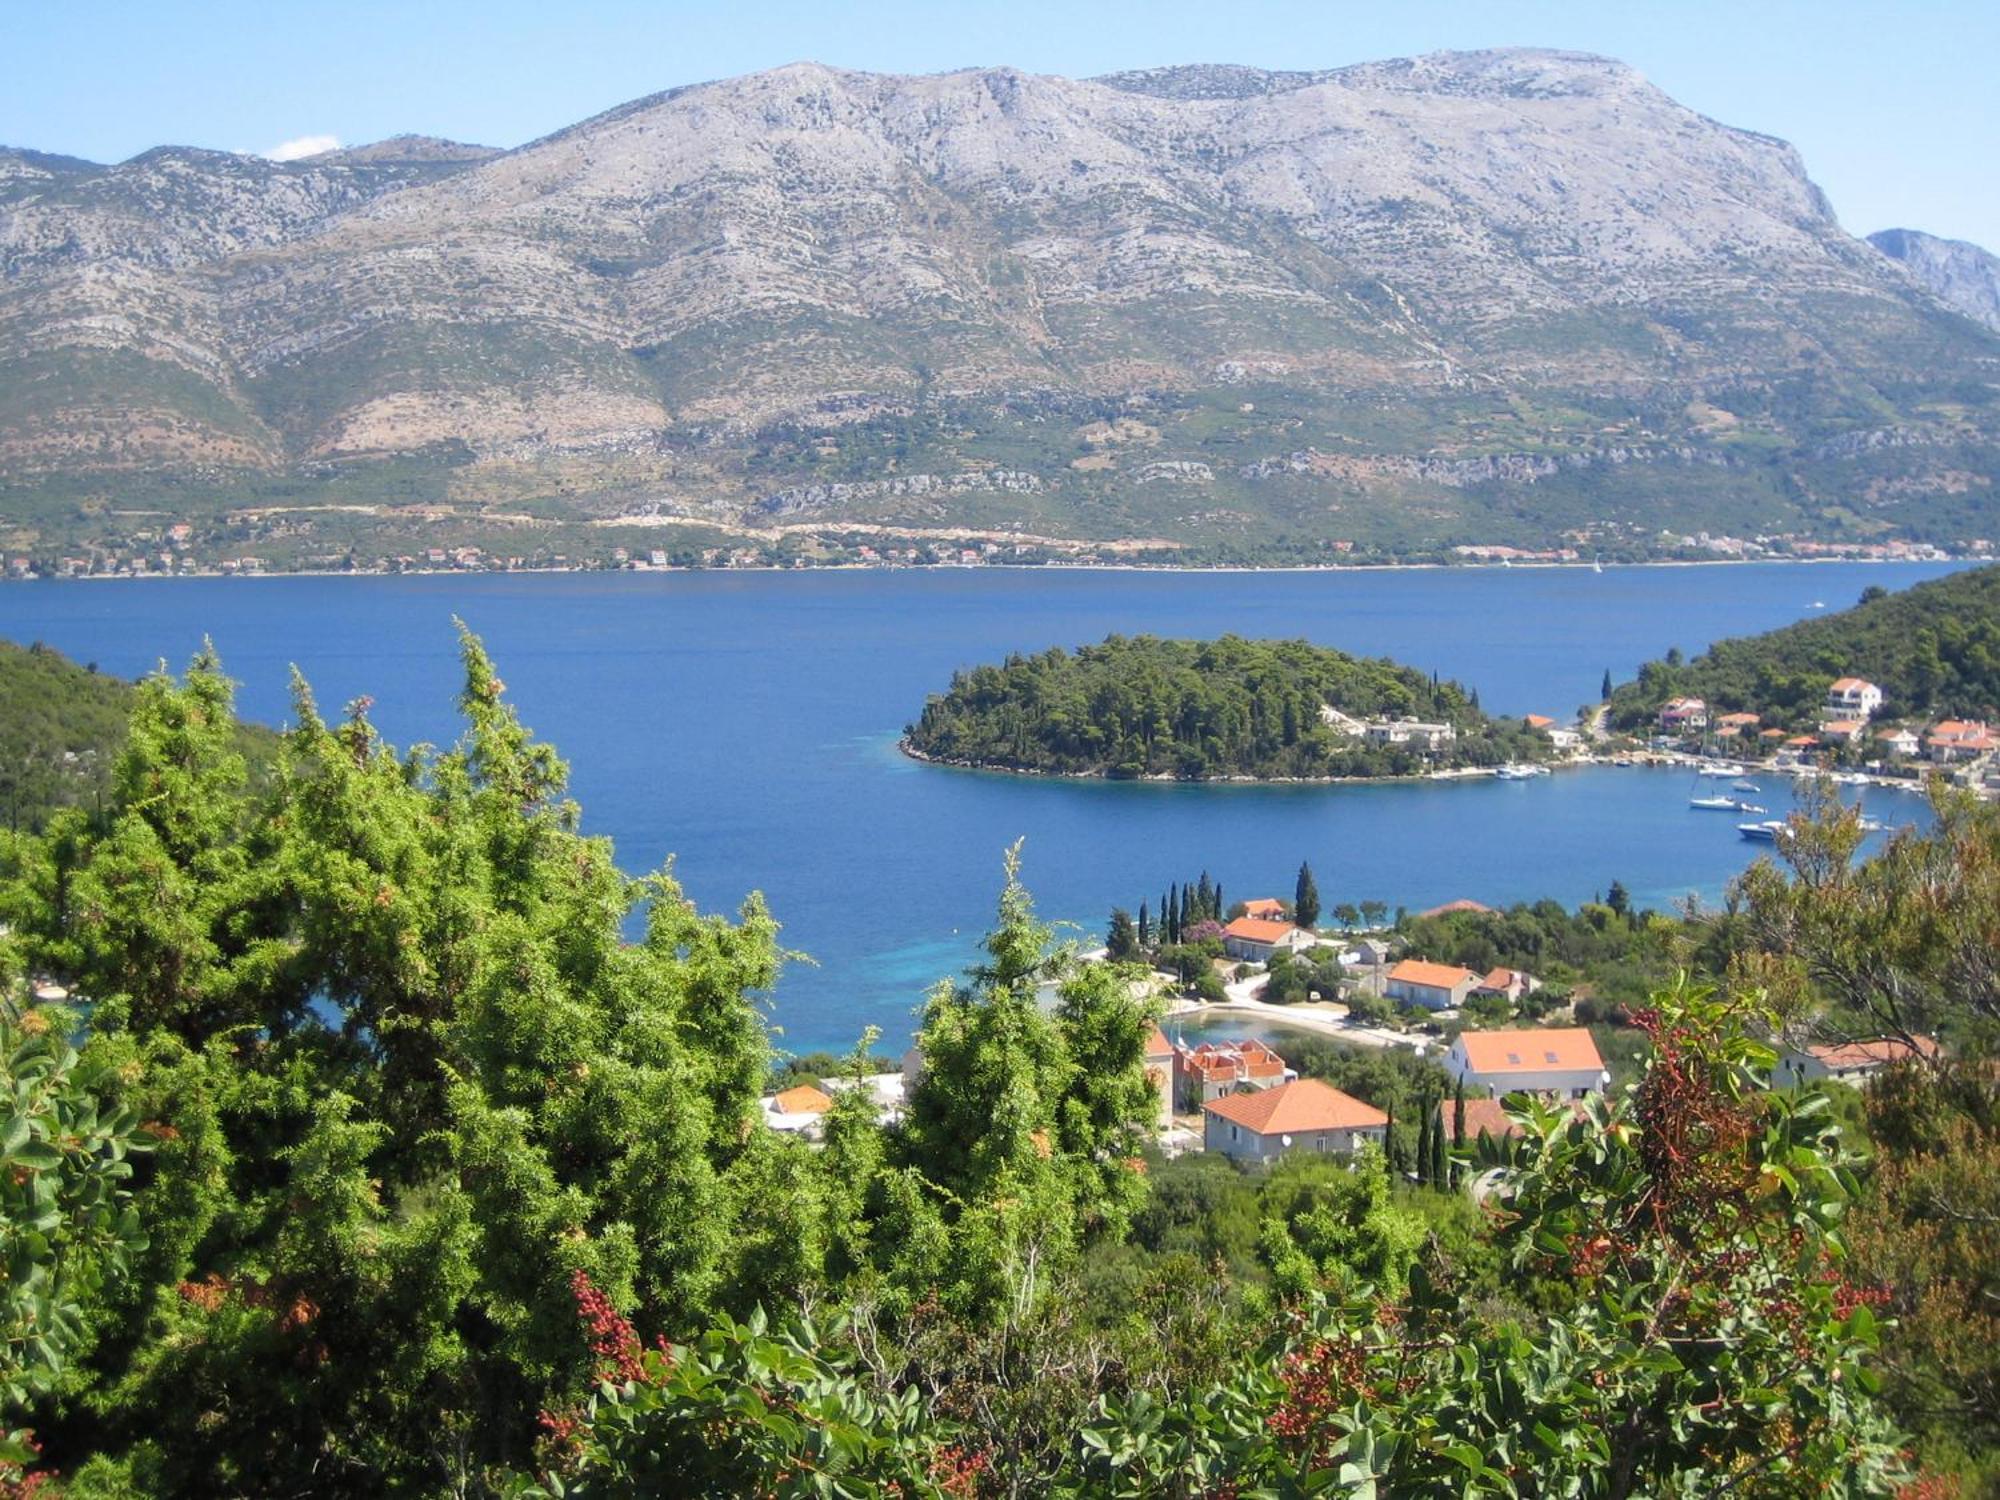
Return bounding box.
[905,634,1545,778]
[0,637,276,829]
[1606,564,2000,731]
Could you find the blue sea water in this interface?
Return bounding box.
[0,562,1963,1052]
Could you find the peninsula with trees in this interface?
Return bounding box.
[904,634,1550,780]
[1605,564,2000,734]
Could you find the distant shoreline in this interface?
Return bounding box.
[897,736,1584,787]
[9,553,1978,585]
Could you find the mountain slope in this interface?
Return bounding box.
[4,49,1999,563]
[1869,228,2000,333]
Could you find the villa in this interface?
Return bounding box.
[1778,1036,1941,1087]
[1819,719,1864,746]
[1714,711,1762,741]
[1203,1078,1389,1165]
[1658,697,1708,733]
[1364,717,1457,750]
[1175,1038,1294,1108]
[1825,678,1884,720]
[1927,720,1995,762]
[1239,897,1287,921]
[1473,966,1540,1004]
[1445,1027,1608,1099]
[762,1083,834,1138]
[1876,726,1921,758]
[1221,915,1317,963]
[1384,958,1482,1011]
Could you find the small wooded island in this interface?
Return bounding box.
[904,634,1549,779]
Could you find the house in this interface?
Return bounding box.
[1473,967,1540,1004]
[1825,678,1884,720]
[1876,726,1921,758]
[1714,711,1761,741]
[1364,717,1457,750]
[1927,720,1996,762]
[1439,1095,1524,1144]
[1446,1027,1607,1098]
[1658,697,1708,733]
[1239,897,1288,922]
[1221,916,1317,963]
[1174,1038,1294,1108]
[1778,1036,1941,1087]
[1546,727,1583,752]
[1384,959,1482,1012]
[762,1083,834,1138]
[1144,1027,1176,1130]
[1523,714,1556,731]
[1351,937,1394,970]
[1202,1078,1388,1165]
[1819,719,1864,746]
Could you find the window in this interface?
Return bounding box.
[1506,1052,1521,1065]
[1544,1051,1559,1064]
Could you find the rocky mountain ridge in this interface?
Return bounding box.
[1869,228,2000,334]
[3,48,1998,562]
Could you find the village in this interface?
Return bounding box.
[750,880,1939,1186]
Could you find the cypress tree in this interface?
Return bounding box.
[1197,870,1214,921]
[1160,890,1171,942]
[1137,900,1151,950]
[1167,886,1181,945]
[1294,861,1321,930]
[1451,1077,1467,1151]
[1430,1107,1448,1188]
[1415,1103,1434,1187]
[1601,668,1614,702]
[1214,881,1224,921]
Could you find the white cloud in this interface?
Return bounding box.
[264,134,341,162]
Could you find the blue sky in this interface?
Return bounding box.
[4,0,1996,248]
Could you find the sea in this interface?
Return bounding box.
[0,561,1964,1054]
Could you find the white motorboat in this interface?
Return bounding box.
[1738,820,1788,843]
[1732,779,1761,794]
[1690,794,1741,810]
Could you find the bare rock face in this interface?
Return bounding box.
[2,48,1997,547]
[1869,228,2000,333]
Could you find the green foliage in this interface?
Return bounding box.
[0,998,150,1413]
[1293,860,1320,929]
[1260,945,1345,1006]
[907,634,1544,779]
[1607,563,2000,730]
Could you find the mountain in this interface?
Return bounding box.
[5,49,2000,566]
[1869,228,2000,334]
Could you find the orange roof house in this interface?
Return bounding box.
[1202,1078,1389,1163]
[1781,1035,1940,1084]
[1240,898,1287,921]
[1447,1027,1607,1098]
[1524,714,1556,730]
[772,1084,833,1116]
[1384,959,1482,1011]
[1221,916,1315,961]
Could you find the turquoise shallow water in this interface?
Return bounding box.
[0,562,1960,1052]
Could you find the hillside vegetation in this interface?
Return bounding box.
[1607,564,2000,730]
[0,637,279,830]
[905,634,1545,777]
[7,633,1996,1493]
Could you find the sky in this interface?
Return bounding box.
[3,0,1996,249]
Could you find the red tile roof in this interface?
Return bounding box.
[1804,1036,1940,1070]
[1145,1026,1174,1058]
[1829,677,1876,693]
[1240,898,1287,920]
[1388,959,1480,990]
[772,1084,833,1115]
[1440,1096,1522,1140]
[1524,714,1555,729]
[1203,1078,1388,1134]
[1223,916,1296,944]
[1456,1027,1605,1075]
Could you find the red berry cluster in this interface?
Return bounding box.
[0,1430,50,1499]
[927,1443,991,1497]
[1269,1336,1370,1464]
[569,1269,648,1386]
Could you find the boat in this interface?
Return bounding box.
[1690,795,1741,810]
[1735,802,1767,814]
[1732,779,1761,794]
[1695,764,1740,778]
[1738,820,1788,843]
[1494,764,1537,780]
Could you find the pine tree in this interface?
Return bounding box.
[1294,861,1321,930]
[1106,908,1139,961]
